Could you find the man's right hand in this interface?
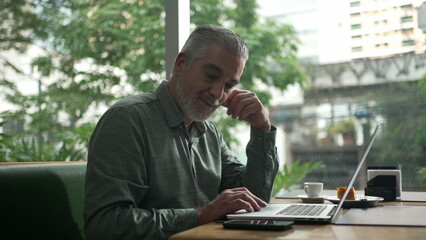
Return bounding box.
[195,187,267,225]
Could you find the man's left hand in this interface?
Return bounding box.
[222,89,271,131]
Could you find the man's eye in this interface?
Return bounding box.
[206,73,218,80]
[225,84,235,90]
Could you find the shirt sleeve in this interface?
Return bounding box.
[220,126,279,202]
[84,106,198,240]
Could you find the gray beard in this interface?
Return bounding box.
[175,80,216,122]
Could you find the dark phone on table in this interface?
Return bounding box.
[222,219,294,230]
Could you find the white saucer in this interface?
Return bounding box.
[297,194,327,199]
[324,195,384,208]
[297,195,327,203]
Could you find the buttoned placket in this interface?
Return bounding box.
[180,124,206,206]
[181,124,196,178]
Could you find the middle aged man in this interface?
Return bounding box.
[84,24,279,240]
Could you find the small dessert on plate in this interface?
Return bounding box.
[325,187,383,207]
[337,187,356,200]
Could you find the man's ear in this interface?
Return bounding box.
[174,52,187,72]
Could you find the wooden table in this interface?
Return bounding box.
[169,197,426,240]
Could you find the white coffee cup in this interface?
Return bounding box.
[304,182,323,198]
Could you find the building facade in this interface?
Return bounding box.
[350,0,426,59]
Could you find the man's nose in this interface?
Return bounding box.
[210,82,225,100]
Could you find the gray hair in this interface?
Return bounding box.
[173,25,249,72]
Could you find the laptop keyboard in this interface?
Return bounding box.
[276,204,327,216]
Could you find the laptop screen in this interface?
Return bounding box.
[331,125,380,223]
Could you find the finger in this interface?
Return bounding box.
[230,97,257,119]
[229,198,255,212]
[230,187,253,192]
[222,90,239,110]
[228,187,267,206]
[221,89,240,108]
[236,100,261,121]
[243,190,268,208]
[228,91,255,115]
[212,190,256,214]
[198,188,267,224]
[241,194,262,211]
[219,193,258,213]
[232,99,261,121]
[226,91,255,117]
[240,188,268,208]
[229,189,267,210]
[218,189,258,210]
[220,187,267,207]
[223,89,250,108]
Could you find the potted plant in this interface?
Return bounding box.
[273,160,323,196]
[329,119,357,145]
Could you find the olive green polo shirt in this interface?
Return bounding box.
[84,81,278,240]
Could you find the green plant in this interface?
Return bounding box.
[328,119,356,135]
[419,168,426,184]
[0,115,93,162]
[0,121,11,161]
[272,160,323,195]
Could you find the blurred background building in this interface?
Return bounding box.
[258,0,426,189]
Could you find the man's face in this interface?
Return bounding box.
[173,44,245,123]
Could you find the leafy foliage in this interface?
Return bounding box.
[0,0,48,51]
[362,75,426,188]
[272,160,323,195]
[419,168,426,184]
[0,0,306,162]
[415,74,426,149]
[1,110,94,162]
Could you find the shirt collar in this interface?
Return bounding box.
[192,121,207,134]
[156,81,183,127]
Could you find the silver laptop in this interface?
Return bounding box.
[227,125,380,223]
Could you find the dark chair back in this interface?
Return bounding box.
[0,162,87,240]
